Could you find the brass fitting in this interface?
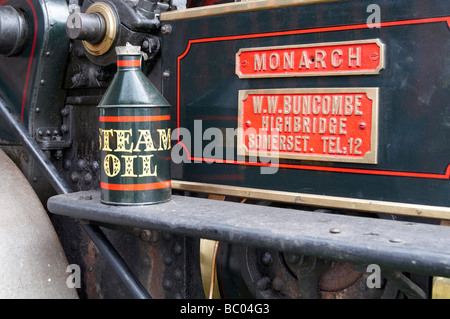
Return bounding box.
[83,2,117,56]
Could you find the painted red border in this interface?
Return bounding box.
[117,60,141,67]
[100,180,171,191]
[99,115,170,122]
[176,16,450,179]
[0,0,38,121]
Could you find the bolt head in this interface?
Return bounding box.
[140,229,152,241]
[260,252,273,266]
[161,24,172,35]
[272,277,285,292]
[162,70,170,79]
[70,171,78,182]
[255,277,271,291]
[329,227,341,234]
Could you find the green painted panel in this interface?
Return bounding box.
[162,0,450,211]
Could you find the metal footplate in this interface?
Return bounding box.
[47,190,450,278]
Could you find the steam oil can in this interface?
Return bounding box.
[98,45,171,205]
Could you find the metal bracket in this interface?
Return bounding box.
[36,104,73,150]
[47,190,450,278]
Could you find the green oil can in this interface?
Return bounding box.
[98,45,171,205]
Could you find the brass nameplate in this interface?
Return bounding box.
[236,39,385,78]
[237,88,379,164]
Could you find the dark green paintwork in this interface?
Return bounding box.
[100,55,170,107]
[0,0,69,138]
[162,0,450,210]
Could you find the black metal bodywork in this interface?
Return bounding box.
[162,0,450,211]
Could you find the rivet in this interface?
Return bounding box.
[91,161,100,172]
[140,229,152,241]
[272,277,285,292]
[61,108,68,116]
[77,159,87,171]
[260,252,273,266]
[70,171,78,182]
[163,280,173,290]
[370,52,379,61]
[63,159,71,170]
[174,269,183,281]
[161,24,172,35]
[173,243,182,256]
[83,172,92,184]
[40,79,45,85]
[285,253,302,265]
[255,276,271,291]
[164,256,173,266]
[329,228,341,234]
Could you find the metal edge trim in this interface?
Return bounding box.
[172,180,450,221]
[161,0,341,21]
